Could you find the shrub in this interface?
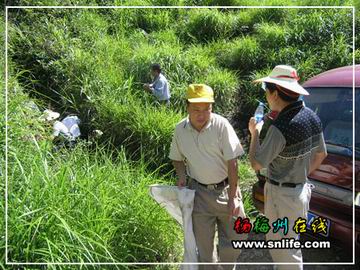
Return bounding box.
[266,46,307,68]
[231,10,256,35]
[215,37,262,74]
[94,95,184,172]
[70,9,109,43]
[295,56,323,82]
[254,22,287,49]
[149,29,181,46]
[286,9,353,49]
[247,7,291,24]
[179,9,236,43]
[318,34,352,71]
[9,12,84,108]
[124,9,173,33]
[182,44,217,80]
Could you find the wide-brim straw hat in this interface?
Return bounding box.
[254,65,309,96]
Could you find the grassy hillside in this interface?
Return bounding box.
[9,3,356,140]
[1,0,359,268]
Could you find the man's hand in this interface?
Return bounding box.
[172,160,187,188]
[177,177,186,188]
[248,117,264,135]
[228,197,241,217]
[143,83,151,92]
[228,198,236,217]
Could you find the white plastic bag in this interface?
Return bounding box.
[149,184,198,270]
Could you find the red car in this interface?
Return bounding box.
[252,65,360,258]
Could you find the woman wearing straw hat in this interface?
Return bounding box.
[248,65,328,270]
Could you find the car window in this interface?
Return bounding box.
[303,87,360,159]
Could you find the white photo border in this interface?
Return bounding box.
[4,4,356,266]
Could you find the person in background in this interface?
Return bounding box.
[248,65,328,270]
[143,63,171,106]
[169,84,246,270]
[53,115,81,142]
[42,109,81,148]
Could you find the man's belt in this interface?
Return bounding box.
[191,177,228,190]
[266,177,303,188]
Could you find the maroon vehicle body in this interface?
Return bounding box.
[252,65,360,257]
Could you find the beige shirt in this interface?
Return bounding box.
[169,113,244,184]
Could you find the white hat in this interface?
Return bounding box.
[254,65,309,96]
[42,109,60,121]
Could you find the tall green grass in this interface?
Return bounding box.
[254,22,286,49]
[9,142,183,263]
[178,9,237,43]
[94,94,183,172]
[5,72,183,264]
[215,36,262,74]
[0,13,6,269]
[9,6,354,139]
[286,9,353,50]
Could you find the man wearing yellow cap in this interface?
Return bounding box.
[248,65,327,270]
[169,84,246,269]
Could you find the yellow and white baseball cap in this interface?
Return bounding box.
[186,84,215,103]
